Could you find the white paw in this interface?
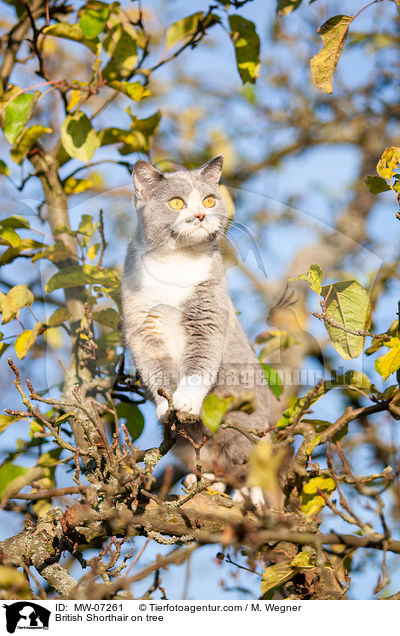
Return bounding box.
[172,389,202,415]
[203,473,226,493]
[156,401,169,422]
[182,473,197,488]
[183,472,226,493]
[232,486,265,508]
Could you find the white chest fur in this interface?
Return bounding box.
[126,248,213,366]
[139,249,212,308]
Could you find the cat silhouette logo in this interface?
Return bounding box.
[3,602,50,633]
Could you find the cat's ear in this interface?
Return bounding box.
[132,160,165,200]
[199,154,224,184]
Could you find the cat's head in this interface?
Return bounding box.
[132,155,228,249]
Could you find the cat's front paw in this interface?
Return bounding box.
[172,376,209,416]
[172,389,204,416]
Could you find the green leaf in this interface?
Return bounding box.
[78,213,96,234]
[260,362,283,399]
[37,447,62,467]
[364,175,391,194]
[229,15,261,84]
[1,284,34,324]
[45,264,120,293]
[257,330,298,361]
[321,280,371,359]
[303,419,348,444]
[80,1,110,39]
[15,323,43,360]
[277,0,303,14]
[47,307,72,327]
[0,463,28,498]
[376,147,400,180]
[290,550,315,569]
[116,402,144,441]
[261,563,295,597]
[61,111,100,162]
[166,12,203,50]
[290,264,324,294]
[32,239,73,263]
[0,215,30,229]
[0,160,9,175]
[10,125,52,164]
[0,238,41,266]
[43,23,100,54]
[277,370,373,429]
[201,393,234,433]
[103,23,138,80]
[0,85,22,112]
[99,111,161,154]
[108,80,151,101]
[4,92,40,144]
[0,414,28,434]
[310,15,352,94]
[305,433,322,455]
[375,337,400,381]
[92,307,120,330]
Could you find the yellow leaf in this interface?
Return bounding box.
[43,327,64,350]
[0,566,31,599]
[15,323,43,359]
[64,177,93,194]
[302,476,336,494]
[87,242,100,261]
[67,89,82,112]
[290,550,316,569]
[376,147,400,180]
[310,15,352,94]
[301,476,336,519]
[248,440,286,493]
[375,337,400,381]
[261,563,294,596]
[1,284,34,324]
[166,12,203,50]
[290,264,324,294]
[305,434,322,455]
[302,494,326,517]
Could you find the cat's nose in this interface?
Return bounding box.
[195,213,206,222]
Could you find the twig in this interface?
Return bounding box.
[312,311,391,340]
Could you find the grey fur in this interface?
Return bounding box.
[122,156,270,480]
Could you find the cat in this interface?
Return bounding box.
[121,155,270,485]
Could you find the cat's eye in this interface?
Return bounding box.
[203,195,215,208]
[169,198,185,210]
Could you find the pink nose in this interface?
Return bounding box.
[195,213,206,221]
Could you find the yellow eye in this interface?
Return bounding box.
[169,198,184,210]
[203,195,215,208]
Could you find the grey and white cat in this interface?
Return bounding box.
[122,155,270,483]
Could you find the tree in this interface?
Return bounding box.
[0,0,400,600]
